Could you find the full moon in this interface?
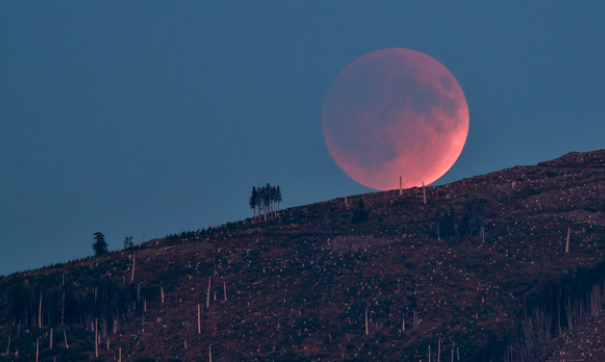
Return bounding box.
[322,48,469,190]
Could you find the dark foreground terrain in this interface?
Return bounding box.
[3,150,605,362]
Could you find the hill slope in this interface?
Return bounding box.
[3,150,605,362]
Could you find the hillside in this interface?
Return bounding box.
[2,150,605,362]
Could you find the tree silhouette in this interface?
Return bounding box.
[276,186,282,211]
[352,198,369,224]
[260,183,268,220]
[269,185,277,217]
[249,184,282,221]
[249,186,258,221]
[93,232,108,256]
[123,236,134,249]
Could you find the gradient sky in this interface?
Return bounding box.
[1,1,604,276]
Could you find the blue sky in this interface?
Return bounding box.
[1,1,604,275]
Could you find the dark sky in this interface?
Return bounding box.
[1,1,604,276]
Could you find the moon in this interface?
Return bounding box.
[322,48,469,190]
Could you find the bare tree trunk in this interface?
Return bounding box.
[118,346,121,362]
[400,176,402,195]
[161,286,165,303]
[63,330,69,349]
[566,297,573,333]
[38,291,43,328]
[207,277,212,308]
[365,308,369,335]
[566,226,571,253]
[197,304,201,334]
[5,329,11,355]
[61,291,65,326]
[438,338,441,362]
[36,338,39,362]
[50,328,53,349]
[423,182,427,204]
[95,318,99,358]
[557,298,562,337]
[209,344,212,362]
[223,282,227,301]
[131,252,136,283]
[414,311,417,328]
[437,222,440,241]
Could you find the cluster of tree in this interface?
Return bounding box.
[435,199,487,242]
[166,230,205,240]
[477,258,605,362]
[8,277,156,337]
[166,221,247,241]
[92,233,135,256]
[249,183,282,221]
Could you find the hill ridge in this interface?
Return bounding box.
[3,149,605,362]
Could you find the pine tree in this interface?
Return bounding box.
[270,186,276,217]
[263,183,272,220]
[92,232,108,256]
[256,186,263,220]
[276,186,282,211]
[249,187,257,221]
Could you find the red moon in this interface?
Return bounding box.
[322,48,469,190]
